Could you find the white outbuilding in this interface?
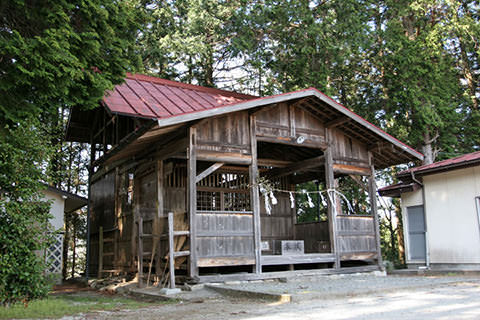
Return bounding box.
[41,186,87,279]
[379,151,480,270]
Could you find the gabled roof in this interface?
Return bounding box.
[103,73,256,119]
[397,150,480,178]
[67,73,423,168]
[100,74,422,162]
[379,150,480,197]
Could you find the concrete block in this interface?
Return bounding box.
[159,288,182,295]
[182,283,205,291]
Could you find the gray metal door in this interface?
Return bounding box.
[407,205,426,260]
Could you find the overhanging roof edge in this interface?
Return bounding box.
[154,88,423,162]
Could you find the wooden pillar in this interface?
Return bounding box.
[168,212,176,289]
[131,174,138,273]
[368,152,384,270]
[155,160,164,279]
[325,130,340,269]
[132,174,143,287]
[137,216,143,287]
[188,127,198,278]
[97,226,103,278]
[114,167,120,270]
[249,115,262,274]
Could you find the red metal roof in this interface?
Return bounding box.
[101,73,422,162]
[398,150,480,176]
[103,73,257,119]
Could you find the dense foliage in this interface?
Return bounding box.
[0,121,53,305]
[0,0,142,124]
[0,0,142,304]
[137,0,479,265]
[1,0,479,301]
[139,0,479,162]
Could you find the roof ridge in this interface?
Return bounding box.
[126,73,257,100]
[399,150,480,176]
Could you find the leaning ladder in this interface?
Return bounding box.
[167,211,190,289]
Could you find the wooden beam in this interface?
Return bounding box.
[196,150,252,165]
[188,127,198,278]
[195,162,224,183]
[325,129,340,269]
[249,115,262,274]
[261,253,335,266]
[256,135,327,149]
[265,155,325,178]
[325,117,350,128]
[197,257,255,267]
[92,120,157,168]
[257,158,293,168]
[368,151,384,270]
[333,163,371,176]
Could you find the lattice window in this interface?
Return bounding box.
[223,191,250,211]
[45,233,64,274]
[166,162,187,188]
[197,191,221,211]
[197,170,251,212]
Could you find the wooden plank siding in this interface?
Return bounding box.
[294,222,330,253]
[86,98,385,282]
[260,193,295,255]
[255,103,326,149]
[336,215,377,260]
[195,111,251,155]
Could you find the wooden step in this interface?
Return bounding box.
[173,250,190,258]
[174,231,190,236]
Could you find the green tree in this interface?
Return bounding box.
[138,0,241,86]
[229,0,375,97]
[0,0,142,304]
[0,0,142,124]
[0,121,53,305]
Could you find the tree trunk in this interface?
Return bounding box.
[71,218,76,279]
[395,204,405,265]
[422,131,436,165]
[62,213,70,280]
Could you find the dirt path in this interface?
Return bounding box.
[68,276,480,320]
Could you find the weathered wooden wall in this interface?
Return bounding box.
[294,221,330,253]
[195,169,255,267]
[336,215,377,260]
[195,111,252,165]
[330,128,371,176]
[89,172,116,275]
[255,103,326,148]
[260,193,295,254]
[88,99,382,279]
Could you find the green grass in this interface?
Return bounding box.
[0,294,155,319]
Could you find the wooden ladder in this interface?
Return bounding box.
[167,211,190,289]
[97,226,120,279]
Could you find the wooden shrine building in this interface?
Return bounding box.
[66,73,423,286]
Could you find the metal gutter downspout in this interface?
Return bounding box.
[411,171,430,269]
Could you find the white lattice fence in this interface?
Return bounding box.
[45,233,64,274]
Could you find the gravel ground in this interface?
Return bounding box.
[63,274,480,320]
[216,273,480,301]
